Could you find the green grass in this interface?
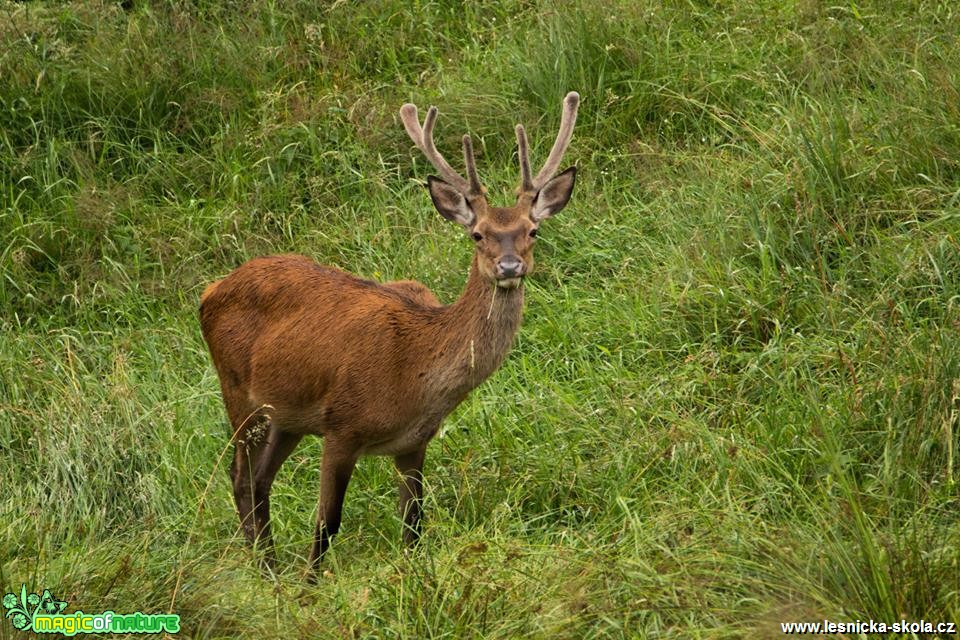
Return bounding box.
[1,0,959,637]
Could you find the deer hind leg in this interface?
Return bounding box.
[395,446,426,547]
[229,410,271,547]
[249,426,303,567]
[307,438,358,581]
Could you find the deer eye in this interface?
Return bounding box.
[472,232,483,242]
[529,228,538,238]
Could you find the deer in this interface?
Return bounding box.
[199,91,580,579]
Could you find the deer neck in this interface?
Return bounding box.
[428,254,524,395]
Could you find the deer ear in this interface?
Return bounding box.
[531,167,576,222]
[428,176,475,227]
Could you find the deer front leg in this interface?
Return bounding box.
[395,446,426,547]
[307,440,358,581]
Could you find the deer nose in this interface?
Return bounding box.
[497,255,524,279]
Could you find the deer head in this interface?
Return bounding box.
[400,92,580,289]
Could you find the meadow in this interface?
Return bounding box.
[1,1,959,637]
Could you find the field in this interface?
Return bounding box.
[1,1,959,637]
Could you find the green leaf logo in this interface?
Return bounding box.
[3,585,68,632]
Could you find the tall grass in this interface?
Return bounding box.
[1,0,958,637]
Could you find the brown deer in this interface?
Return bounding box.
[199,92,580,579]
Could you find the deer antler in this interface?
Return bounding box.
[515,124,534,194]
[400,103,482,196]
[517,91,580,194]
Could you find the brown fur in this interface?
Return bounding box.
[201,254,522,449]
[200,95,578,579]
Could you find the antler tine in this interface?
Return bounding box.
[400,102,472,194]
[531,91,580,190]
[515,124,534,194]
[399,103,424,148]
[461,135,483,195]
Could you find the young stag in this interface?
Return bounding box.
[199,92,580,578]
